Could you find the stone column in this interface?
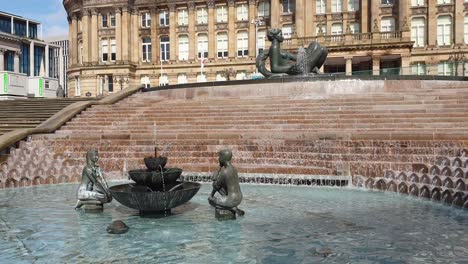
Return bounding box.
[361,0,369,33]
[248,0,256,58]
[228,0,236,59]
[188,3,196,60]
[169,4,177,61]
[372,56,380,76]
[207,1,215,59]
[14,51,20,73]
[305,0,315,37]
[45,45,49,77]
[326,0,332,34]
[455,0,464,45]
[30,41,35,76]
[151,7,159,63]
[345,56,353,76]
[115,7,122,62]
[401,54,411,75]
[91,9,99,63]
[131,8,139,64]
[0,49,5,71]
[270,0,280,28]
[295,0,305,38]
[122,6,130,62]
[427,0,437,46]
[82,9,90,63]
[70,14,78,66]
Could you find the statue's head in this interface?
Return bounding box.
[218,149,233,166]
[267,28,284,43]
[86,149,99,166]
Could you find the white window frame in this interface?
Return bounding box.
[178,35,189,61]
[348,0,359,11]
[142,37,152,62]
[381,17,395,32]
[177,74,188,84]
[75,77,81,96]
[282,0,295,13]
[237,31,249,57]
[141,12,151,28]
[197,34,209,59]
[411,62,426,75]
[217,5,228,23]
[257,29,266,55]
[331,0,343,13]
[101,39,108,62]
[160,36,170,61]
[178,9,189,26]
[437,15,452,46]
[160,11,169,26]
[282,25,294,39]
[316,0,326,14]
[349,22,360,33]
[464,15,468,44]
[411,0,425,6]
[237,4,249,21]
[197,7,208,24]
[217,32,228,58]
[438,61,453,76]
[437,0,451,4]
[102,14,108,28]
[110,39,116,62]
[258,2,270,18]
[159,74,169,86]
[110,14,116,27]
[411,17,426,47]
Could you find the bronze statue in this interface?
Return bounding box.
[208,149,244,220]
[75,149,112,211]
[256,28,328,77]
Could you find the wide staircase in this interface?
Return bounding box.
[2,83,468,190]
[0,98,93,136]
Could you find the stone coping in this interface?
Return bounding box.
[144,75,468,92]
[0,85,144,153]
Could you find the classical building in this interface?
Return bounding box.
[48,37,70,96]
[63,0,468,97]
[0,11,61,99]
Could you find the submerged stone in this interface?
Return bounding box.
[107,220,129,234]
[215,209,236,221]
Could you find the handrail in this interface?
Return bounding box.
[0,85,144,153]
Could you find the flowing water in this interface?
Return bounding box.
[0,184,467,263]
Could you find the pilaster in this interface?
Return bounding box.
[188,3,196,60]
[427,0,437,46]
[45,45,49,77]
[271,0,280,28]
[91,9,99,63]
[248,0,256,58]
[131,8,139,64]
[122,6,130,62]
[295,0,305,38]
[455,0,464,45]
[70,14,78,66]
[82,9,90,63]
[30,42,35,76]
[361,0,369,33]
[345,56,353,76]
[151,7,159,63]
[169,3,177,61]
[372,56,380,76]
[207,0,215,59]
[228,0,236,58]
[0,49,5,71]
[115,7,122,61]
[14,51,20,73]
[305,0,315,37]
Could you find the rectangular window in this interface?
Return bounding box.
[437,0,451,4]
[217,33,228,58]
[438,62,453,76]
[110,39,116,61]
[381,17,395,32]
[257,29,266,55]
[159,74,169,86]
[142,37,152,62]
[178,9,188,26]
[141,12,151,28]
[76,77,81,96]
[160,11,169,26]
[0,16,11,34]
[437,16,452,46]
[411,62,426,75]
[160,37,170,61]
[258,2,270,17]
[20,44,30,76]
[282,25,293,39]
[411,17,426,47]
[282,0,296,13]
[237,4,248,21]
[178,35,189,61]
[411,0,425,6]
[316,0,326,14]
[237,32,249,57]
[217,5,228,22]
[110,14,116,27]
[102,39,108,62]
[348,0,359,11]
[350,22,360,33]
[29,24,38,39]
[14,20,27,37]
[108,75,114,92]
[331,23,343,35]
[465,15,468,44]
[33,46,44,76]
[197,34,209,59]
[5,51,14,72]
[331,0,343,12]
[197,7,208,24]
[178,74,188,84]
[102,14,108,28]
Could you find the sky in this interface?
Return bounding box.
[1,0,68,39]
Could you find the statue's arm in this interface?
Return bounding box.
[213,170,226,191]
[281,51,297,61]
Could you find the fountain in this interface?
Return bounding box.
[108,147,201,214]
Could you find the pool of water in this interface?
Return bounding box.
[0,183,467,264]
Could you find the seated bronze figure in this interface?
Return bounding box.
[256,28,328,77]
[208,149,244,220]
[75,149,112,210]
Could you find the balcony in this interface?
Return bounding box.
[297,31,412,51]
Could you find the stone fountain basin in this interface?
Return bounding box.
[128,167,182,187]
[108,182,201,212]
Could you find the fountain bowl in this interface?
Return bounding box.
[144,156,168,171]
[108,182,201,212]
[128,167,182,187]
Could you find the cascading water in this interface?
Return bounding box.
[297,47,309,75]
[159,165,168,216]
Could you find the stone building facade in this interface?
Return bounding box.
[64,0,468,97]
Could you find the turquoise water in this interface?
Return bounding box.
[0,183,467,264]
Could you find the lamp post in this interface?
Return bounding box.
[448,49,466,77]
[114,76,129,91]
[251,17,264,74]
